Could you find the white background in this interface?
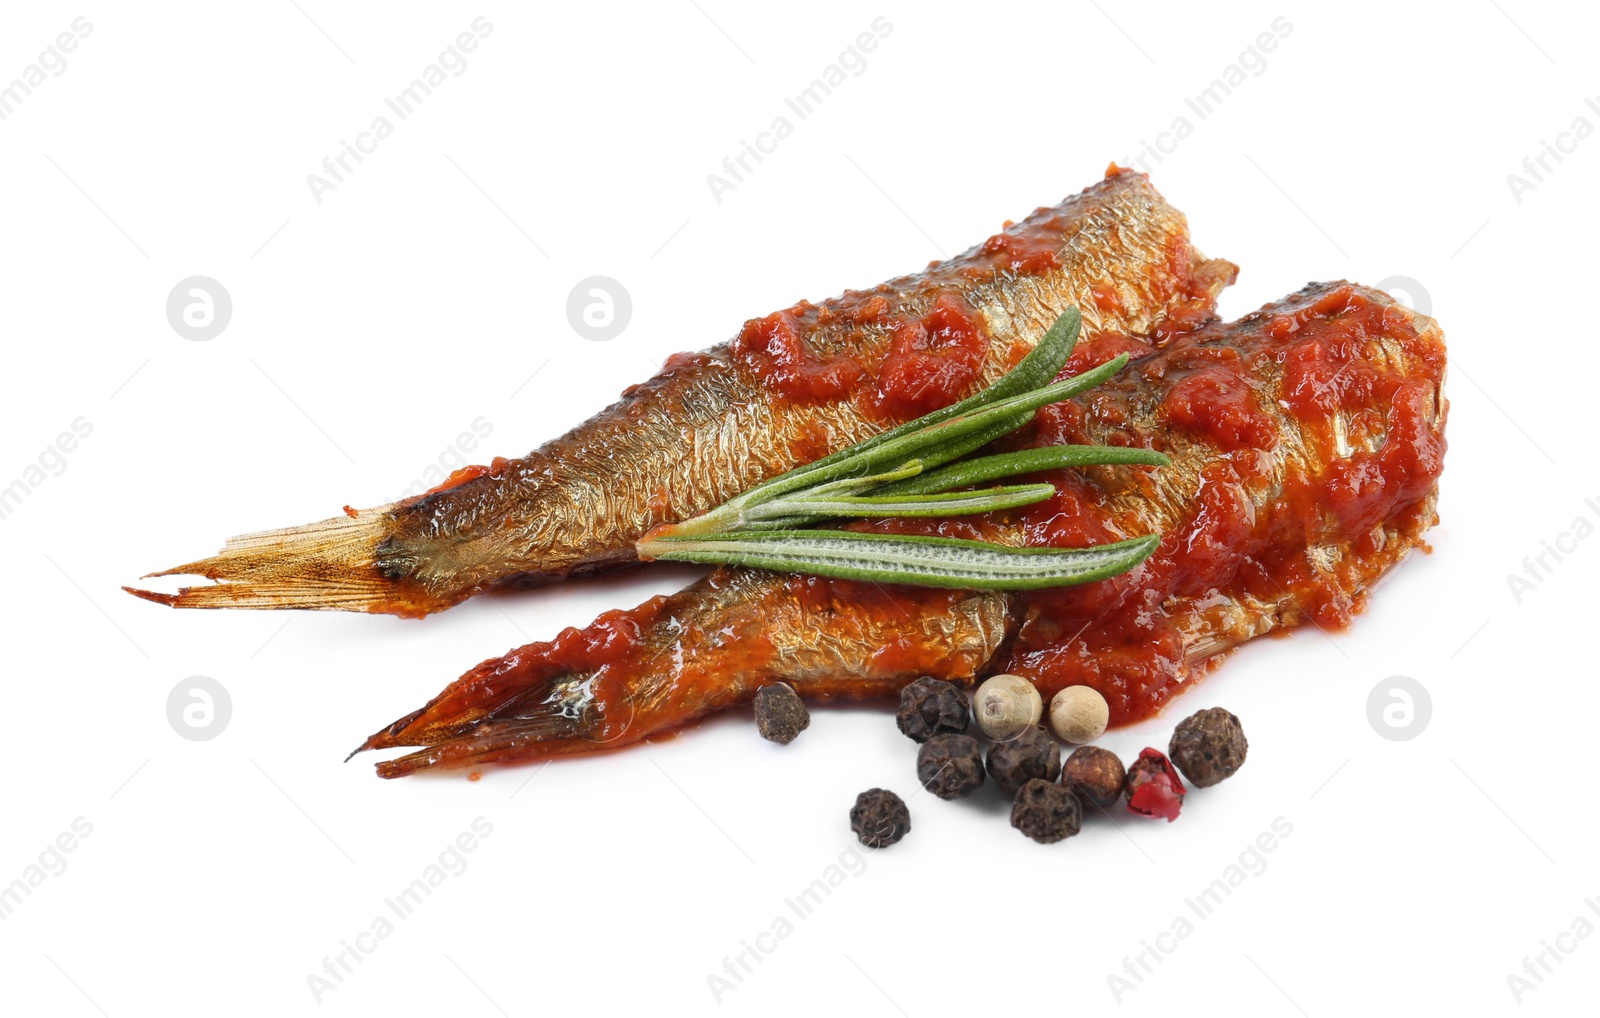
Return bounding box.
[1,2,1595,1014]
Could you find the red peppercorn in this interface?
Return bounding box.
[1124,747,1186,821]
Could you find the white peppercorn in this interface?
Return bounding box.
[1049,685,1109,744]
[973,674,1042,741]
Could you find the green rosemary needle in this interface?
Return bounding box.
[873,444,1170,497]
[638,530,1161,591]
[741,483,1057,522]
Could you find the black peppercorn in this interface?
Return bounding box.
[1062,746,1126,809]
[1168,707,1248,787]
[753,682,810,744]
[850,788,910,848]
[895,677,970,742]
[1010,778,1082,843]
[985,725,1061,797]
[916,734,985,800]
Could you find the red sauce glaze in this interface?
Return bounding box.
[547,602,659,669]
[506,597,671,743]
[1146,234,1235,346]
[1060,332,1157,378]
[871,294,989,418]
[662,350,715,373]
[452,598,666,704]
[498,286,1440,735]
[784,418,838,468]
[901,284,1443,726]
[1159,348,1278,451]
[1000,470,1195,724]
[729,288,1001,416]
[1090,284,1125,316]
[395,457,515,512]
[378,586,984,772]
[386,278,1444,771]
[731,306,867,403]
[409,457,512,503]
[402,213,1430,757]
[725,164,1234,422]
[847,295,892,324]
[425,464,490,495]
[973,221,1064,276]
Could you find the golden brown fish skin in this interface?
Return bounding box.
[360,282,1448,776]
[360,571,1011,778]
[132,169,1235,617]
[377,172,1234,600]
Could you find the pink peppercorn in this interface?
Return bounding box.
[1124,747,1186,821]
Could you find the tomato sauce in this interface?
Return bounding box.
[727,285,997,414]
[971,221,1065,276]
[406,284,1442,740]
[1159,348,1278,451]
[428,595,672,746]
[393,200,1443,761]
[723,164,1236,427]
[870,294,989,418]
[730,305,868,402]
[710,268,1445,729]
[876,283,1443,725]
[398,456,515,509]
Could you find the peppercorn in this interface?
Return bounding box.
[1048,685,1109,744]
[895,677,970,742]
[985,725,1061,798]
[973,673,1042,741]
[1010,778,1082,844]
[1124,747,1186,821]
[753,682,810,744]
[1062,746,1126,809]
[916,734,985,800]
[850,788,911,848]
[1168,707,1248,787]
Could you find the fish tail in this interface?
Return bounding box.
[124,504,452,617]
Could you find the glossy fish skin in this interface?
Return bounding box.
[359,282,1448,776]
[360,571,1010,777]
[133,169,1235,617]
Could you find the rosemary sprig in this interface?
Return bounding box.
[639,530,1161,591]
[636,309,1166,589]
